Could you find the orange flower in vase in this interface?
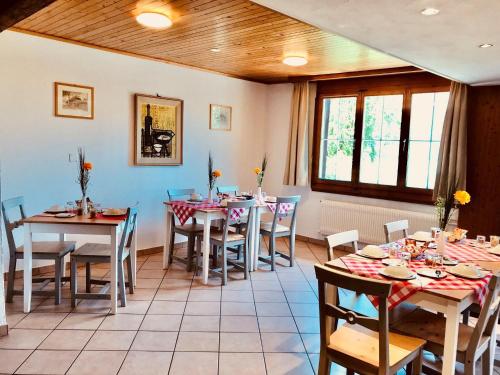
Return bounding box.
[83,162,93,170]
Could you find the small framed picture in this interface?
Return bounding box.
[210,104,232,131]
[54,82,94,119]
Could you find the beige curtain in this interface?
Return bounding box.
[283,81,317,186]
[433,81,469,199]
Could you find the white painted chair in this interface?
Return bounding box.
[384,220,409,243]
[325,230,359,261]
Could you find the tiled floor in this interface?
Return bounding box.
[1,239,499,375]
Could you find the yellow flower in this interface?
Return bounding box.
[212,169,222,178]
[254,167,262,175]
[454,190,471,205]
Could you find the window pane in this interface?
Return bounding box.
[406,92,449,189]
[359,94,403,185]
[318,97,357,181]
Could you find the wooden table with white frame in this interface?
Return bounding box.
[22,215,137,315]
[325,258,499,375]
[163,201,275,284]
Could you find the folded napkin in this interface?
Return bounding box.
[488,245,500,255]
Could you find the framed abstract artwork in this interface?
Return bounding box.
[134,94,183,166]
[54,82,94,119]
[209,104,232,131]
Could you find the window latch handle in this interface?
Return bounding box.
[402,139,407,152]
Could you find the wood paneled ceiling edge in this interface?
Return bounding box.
[0,0,56,32]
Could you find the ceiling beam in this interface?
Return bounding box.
[0,0,56,32]
[289,66,423,82]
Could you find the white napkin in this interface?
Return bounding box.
[488,245,500,255]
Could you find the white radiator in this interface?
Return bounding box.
[320,200,436,244]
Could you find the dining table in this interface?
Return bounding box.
[326,239,500,375]
[163,197,293,284]
[22,213,136,314]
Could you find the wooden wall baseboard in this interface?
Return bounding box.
[3,242,182,280]
[0,324,8,337]
[296,234,325,246]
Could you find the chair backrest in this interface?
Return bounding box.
[1,196,27,257]
[384,220,409,243]
[217,185,239,196]
[119,207,138,260]
[315,264,392,373]
[269,195,301,234]
[220,199,255,245]
[325,229,359,261]
[167,188,195,201]
[466,273,500,357]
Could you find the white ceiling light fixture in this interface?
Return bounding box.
[420,8,440,16]
[282,56,308,66]
[136,12,172,29]
[478,43,494,48]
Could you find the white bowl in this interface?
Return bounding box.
[411,231,433,242]
[361,245,386,258]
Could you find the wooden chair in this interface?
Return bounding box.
[325,229,359,261]
[384,220,409,243]
[391,273,500,375]
[70,207,137,307]
[167,188,204,272]
[2,196,75,305]
[258,195,301,271]
[201,199,255,285]
[217,185,239,196]
[315,264,425,375]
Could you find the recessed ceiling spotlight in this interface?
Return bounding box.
[420,8,440,16]
[282,56,308,66]
[136,12,172,29]
[479,43,494,48]
[210,48,221,52]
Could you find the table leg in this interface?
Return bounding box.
[441,302,460,375]
[252,207,262,271]
[131,218,137,287]
[163,208,173,269]
[23,223,33,313]
[59,233,66,277]
[202,215,212,284]
[110,226,118,314]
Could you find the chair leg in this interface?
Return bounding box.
[169,224,175,265]
[243,243,249,280]
[462,308,470,324]
[289,234,295,267]
[407,349,422,375]
[126,256,134,294]
[212,245,218,268]
[85,263,91,293]
[54,258,62,305]
[270,236,276,271]
[6,256,16,303]
[71,257,78,308]
[194,237,201,275]
[317,350,331,375]
[481,345,492,375]
[186,235,194,272]
[118,261,126,307]
[222,245,228,286]
[464,360,475,375]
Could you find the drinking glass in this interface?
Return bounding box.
[388,243,400,259]
[476,235,486,247]
[490,235,499,247]
[66,201,75,213]
[399,251,411,266]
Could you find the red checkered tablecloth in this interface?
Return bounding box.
[444,240,499,262]
[168,200,245,225]
[266,202,294,215]
[340,255,492,310]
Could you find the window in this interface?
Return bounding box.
[312,72,450,204]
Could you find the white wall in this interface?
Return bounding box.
[0,31,267,269]
[264,84,435,240]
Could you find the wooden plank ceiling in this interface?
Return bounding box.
[12,0,409,83]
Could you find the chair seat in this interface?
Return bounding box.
[260,222,289,233]
[174,223,204,235]
[328,323,425,368]
[210,231,245,243]
[16,241,75,257]
[72,243,129,260]
[391,308,490,354]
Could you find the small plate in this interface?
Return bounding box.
[102,209,127,216]
[408,235,434,243]
[378,269,416,280]
[45,208,67,214]
[442,257,459,266]
[416,268,447,279]
[382,258,403,266]
[186,200,204,204]
[55,213,76,218]
[358,252,389,260]
[446,267,486,280]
